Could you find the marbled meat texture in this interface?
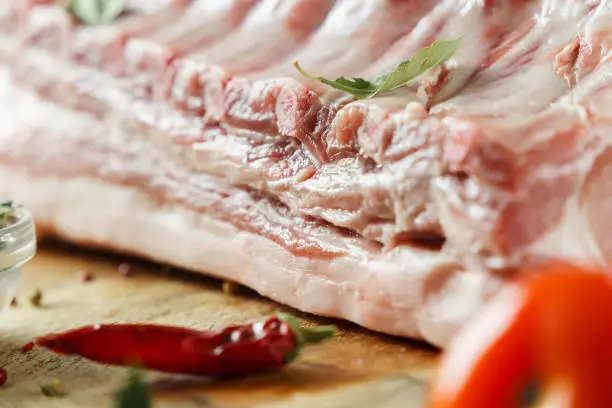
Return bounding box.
[0,0,610,347]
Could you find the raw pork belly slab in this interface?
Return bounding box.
[1,0,611,347]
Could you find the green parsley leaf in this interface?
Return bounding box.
[66,0,125,25]
[293,63,378,99]
[293,38,461,99]
[114,369,152,408]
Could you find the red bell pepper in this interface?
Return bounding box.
[427,261,612,408]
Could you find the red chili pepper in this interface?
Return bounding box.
[20,341,35,353]
[35,314,336,377]
[0,368,7,386]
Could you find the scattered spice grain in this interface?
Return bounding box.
[29,289,42,307]
[20,342,35,353]
[40,378,65,397]
[79,269,95,282]
[117,262,133,277]
[222,281,239,295]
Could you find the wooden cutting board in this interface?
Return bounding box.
[0,243,439,408]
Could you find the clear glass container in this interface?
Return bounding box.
[0,207,36,309]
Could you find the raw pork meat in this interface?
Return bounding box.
[1,0,610,347]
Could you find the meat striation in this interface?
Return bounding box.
[0,0,610,347]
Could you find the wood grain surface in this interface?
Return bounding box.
[0,243,439,408]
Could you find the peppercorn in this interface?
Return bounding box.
[79,270,95,282]
[40,379,65,397]
[222,281,240,295]
[29,289,42,307]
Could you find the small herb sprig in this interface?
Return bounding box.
[114,369,152,408]
[66,0,124,25]
[0,201,18,229]
[293,38,461,99]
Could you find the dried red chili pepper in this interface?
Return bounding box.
[0,368,7,386]
[35,314,335,377]
[21,341,35,353]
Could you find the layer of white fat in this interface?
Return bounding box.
[0,2,11,20]
[422,0,489,103]
[147,0,252,48]
[0,166,505,348]
[124,0,181,14]
[527,182,606,267]
[114,0,192,35]
[434,0,591,116]
[360,0,466,77]
[524,125,607,266]
[526,37,612,267]
[187,0,328,68]
[250,0,433,80]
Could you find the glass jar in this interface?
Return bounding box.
[0,206,36,308]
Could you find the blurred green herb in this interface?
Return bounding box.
[66,0,125,25]
[293,38,461,99]
[114,369,152,408]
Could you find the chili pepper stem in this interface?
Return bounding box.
[298,325,337,344]
[277,313,336,363]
